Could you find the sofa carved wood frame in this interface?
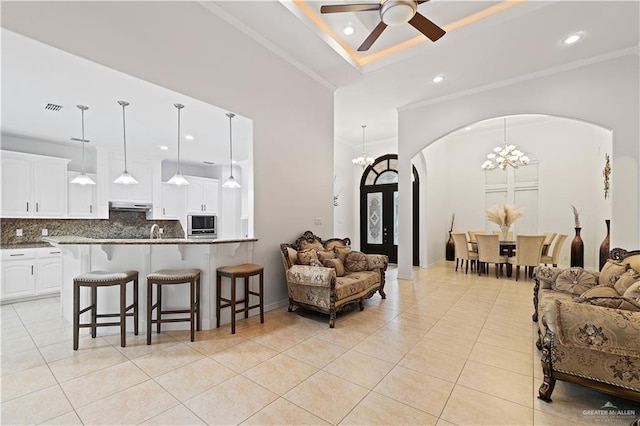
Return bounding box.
[534,247,640,404]
[280,230,387,328]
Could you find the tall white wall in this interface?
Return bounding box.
[2,1,335,310]
[397,53,639,279]
[420,116,612,269]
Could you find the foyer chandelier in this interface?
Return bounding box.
[352,125,374,168]
[481,118,530,171]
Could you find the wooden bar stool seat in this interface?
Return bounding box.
[73,270,139,350]
[146,268,201,344]
[216,263,264,334]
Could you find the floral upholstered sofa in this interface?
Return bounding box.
[280,230,388,327]
[533,248,640,402]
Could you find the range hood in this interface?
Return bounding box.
[109,201,153,212]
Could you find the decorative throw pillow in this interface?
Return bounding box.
[324,239,349,250]
[574,296,640,312]
[287,247,299,266]
[579,286,619,298]
[553,268,598,295]
[613,270,640,295]
[334,246,351,263]
[316,249,335,262]
[599,259,629,287]
[297,249,318,265]
[323,258,345,277]
[344,251,368,273]
[623,281,640,301]
[309,259,323,267]
[298,239,323,252]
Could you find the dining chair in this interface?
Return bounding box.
[467,230,485,253]
[452,232,479,274]
[476,234,508,278]
[541,233,568,267]
[507,235,546,281]
[542,232,558,256]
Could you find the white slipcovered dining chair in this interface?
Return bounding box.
[476,234,508,278]
[507,235,546,281]
[452,232,479,274]
[542,232,557,256]
[541,233,568,267]
[467,230,485,253]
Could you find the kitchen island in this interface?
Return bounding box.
[44,236,258,333]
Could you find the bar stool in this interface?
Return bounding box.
[216,263,264,334]
[146,269,201,344]
[73,270,139,350]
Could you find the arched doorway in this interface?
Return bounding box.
[360,154,419,265]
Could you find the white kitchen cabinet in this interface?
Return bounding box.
[186,176,219,214]
[68,171,97,218]
[0,247,63,302]
[1,151,70,218]
[108,157,153,203]
[159,182,183,219]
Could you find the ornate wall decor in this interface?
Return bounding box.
[603,153,611,199]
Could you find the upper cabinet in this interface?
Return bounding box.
[1,151,70,218]
[108,157,153,203]
[186,176,219,215]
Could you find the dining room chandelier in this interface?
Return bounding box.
[481,118,530,171]
[352,125,374,168]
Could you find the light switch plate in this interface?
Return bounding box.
[314,217,322,225]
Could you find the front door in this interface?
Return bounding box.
[361,185,398,262]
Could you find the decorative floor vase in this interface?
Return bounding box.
[446,232,455,261]
[599,219,611,271]
[571,227,584,268]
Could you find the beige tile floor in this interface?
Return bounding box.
[2,262,639,425]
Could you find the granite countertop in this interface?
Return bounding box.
[1,242,54,250]
[42,236,258,245]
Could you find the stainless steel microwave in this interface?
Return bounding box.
[187,215,217,239]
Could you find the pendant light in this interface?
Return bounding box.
[352,124,374,167]
[167,103,190,185]
[222,112,241,189]
[70,105,96,185]
[113,100,138,185]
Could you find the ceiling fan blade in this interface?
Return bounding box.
[408,12,446,42]
[417,0,430,4]
[357,21,388,51]
[320,4,380,14]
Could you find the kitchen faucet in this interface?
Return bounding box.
[150,224,161,239]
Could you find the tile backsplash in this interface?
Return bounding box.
[1,212,184,245]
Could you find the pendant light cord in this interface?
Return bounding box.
[362,125,366,152]
[227,113,235,177]
[118,101,130,172]
[175,103,184,174]
[81,107,86,173]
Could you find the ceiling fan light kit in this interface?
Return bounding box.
[320,0,445,51]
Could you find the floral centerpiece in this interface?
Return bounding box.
[486,204,524,241]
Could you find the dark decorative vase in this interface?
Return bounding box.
[598,220,611,271]
[446,232,455,261]
[571,227,584,268]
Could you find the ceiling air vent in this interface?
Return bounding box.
[45,103,63,112]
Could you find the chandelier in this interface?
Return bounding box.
[481,118,530,171]
[352,124,374,168]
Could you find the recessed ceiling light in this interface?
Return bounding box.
[185,134,194,141]
[343,23,355,36]
[562,31,583,45]
[159,145,169,150]
[432,75,444,84]
[465,126,472,131]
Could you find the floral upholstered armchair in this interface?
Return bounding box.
[533,248,640,403]
[280,230,388,328]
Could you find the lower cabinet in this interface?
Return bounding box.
[1,247,62,302]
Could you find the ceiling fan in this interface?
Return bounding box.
[320,0,445,51]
